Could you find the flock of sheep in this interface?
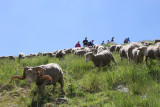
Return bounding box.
[2,39,160,94]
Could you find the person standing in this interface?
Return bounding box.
[124,37,130,43]
[75,41,81,48]
[111,37,114,42]
[83,37,88,47]
[107,40,110,44]
[101,41,104,45]
[128,37,130,43]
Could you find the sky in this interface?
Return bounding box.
[0,0,160,56]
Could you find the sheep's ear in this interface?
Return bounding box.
[32,67,44,75]
[37,71,42,77]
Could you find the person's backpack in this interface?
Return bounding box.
[124,38,128,43]
[88,42,92,46]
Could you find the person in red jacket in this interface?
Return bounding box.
[75,41,81,48]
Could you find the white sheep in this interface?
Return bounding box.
[85,50,117,71]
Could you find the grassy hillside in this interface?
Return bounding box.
[0,52,160,107]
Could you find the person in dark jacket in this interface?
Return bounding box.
[124,37,130,43]
[111,37,114,42]
[83,37,88,47]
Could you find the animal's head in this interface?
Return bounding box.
[85,52,93,62]
[9,66,52,85]
[137,46,147,55]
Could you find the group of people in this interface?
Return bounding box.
[75,37,94,48]
[101,37,115,45]
[75,37,130,48]
[101,37,130,45]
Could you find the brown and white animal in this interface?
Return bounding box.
[38,52,43,56]
[115,45,122,52]
[56,50,65,60]
[155,39,160,44]
[9,63,64,94]
[110,45,116,52]
[43,52,54,57]
[97,45,107,54]
[0,56,9,60]
[19,53,25,60]
[8,56,15,60]
[74,50,86,56]
[85,50,116,71]
[119,43,139,62]
[132,46,147,63]
[145,45,160,63]
[0,56,15,61]
[64,48,72,54]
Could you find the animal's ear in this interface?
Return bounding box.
[32,67,44,76]
[37,71,42,77]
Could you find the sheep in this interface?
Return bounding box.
[155,42,160,47]
[19,53,24,60]
[119,43,139,61]
[9,63,64,94]
[145,45,160,63]
[127,43,139,62]
[93,44,100,49]
[43,52,54,57]
[30,53,37,57]
[64,48,72,54]
[74,50,86,56]
[110,45,116,52]
[53,50,59,54]
[97,45,107,54]
[85,50,117,71]
[0,56,9,60]
[132,46,147,63]
[90,48,97,54]
[8,56,15,60]
[56,50,65,60]
[38,52,43,56]
[143,42,153,46]
[0,56,15,61]
[155,39,160,44]
[119,46,127,61]
[115,45,122,52]
[71,48,81,53]
[84,47,91,53]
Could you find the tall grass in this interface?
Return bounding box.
[0,53,160,106]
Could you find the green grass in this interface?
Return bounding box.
[0,52,160,107]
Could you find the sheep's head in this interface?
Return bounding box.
[137,46,147,55]
[85,52,94,62]
[9,66,52,85]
